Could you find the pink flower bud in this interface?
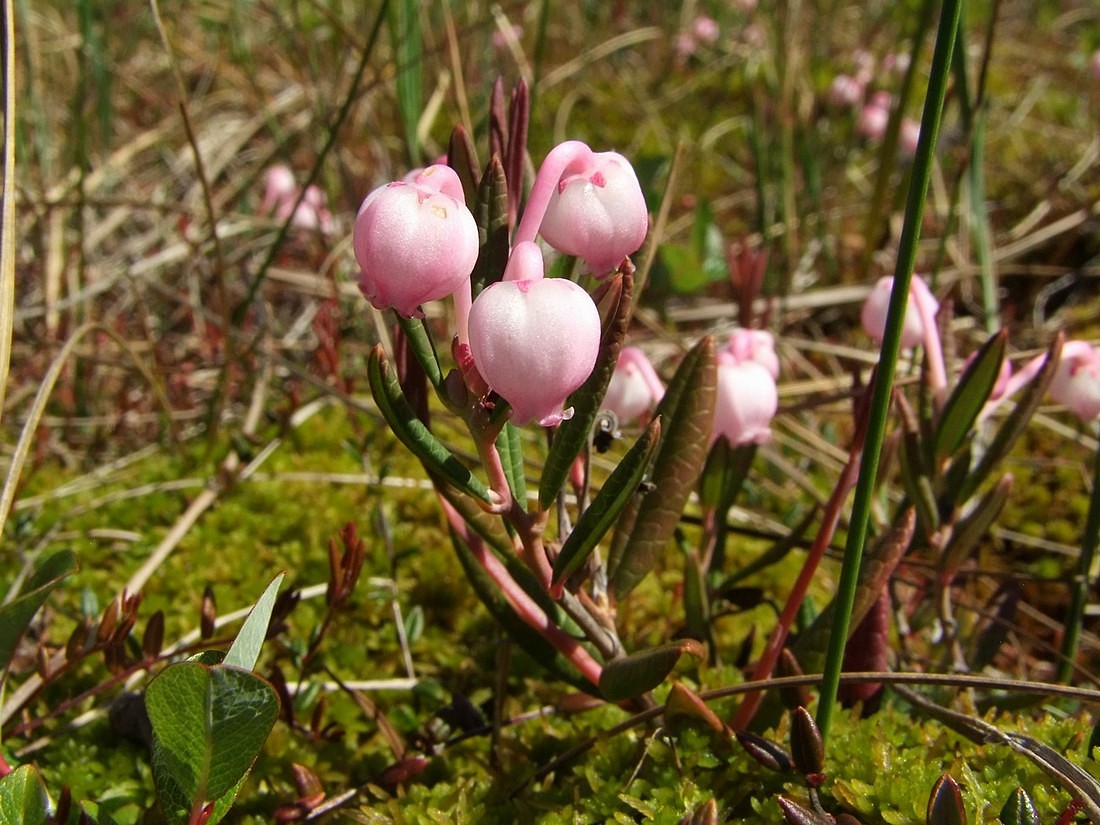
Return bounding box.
[1050,340,1100,422]
[858,100,890,141]
[353,165,478,318]
[260,165,297,216]
[468,242,601,426]
[899,118,921,158]
[603,346,665,425]
[536,146,648,277]
[726,329,780,380]
[692,15,720,44]
[860,275,934,350]
[712,356,778,447]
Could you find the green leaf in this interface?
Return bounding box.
[0,764,50,825]
[388,0,422,165]
[470,156,511,296]
[934,328,1006,461]
[698,439,755,510]
[146,662,278,823]
[223,573,284,672]
[939,473,1011,576]
[447,124,480,209]
[539,269,633,510]
[998,787,1039,825]
[608,336,716,600]
[496,421,527,505]
[551,417,661,594]
[368,345,493,505]
[599,639,705,701]
[926,774,966,825]
[395,315,443,391]
[954,333,1063,503]
[0,549,77,676]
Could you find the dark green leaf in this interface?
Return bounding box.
[927,774,966,825]
[998,787,1039,825]
[388,0,422,164]
[699,439,755,510]
[146,663,278,822]
[609,336,716,599]
[539,270,633,510]
[789,706,824,777]
[551,418,661,594]
[0,765,49,825]
[939,473,1011,575]
[599,639,705,701]
[447,124,480,208]
[470,156,511,296]
[0,550,77,676]
[395,315,443,391]
[368,345,492,505]
[223,573,284,672]
[934,329,1006,461]
[496,421,527,505]
[737,731,793,773]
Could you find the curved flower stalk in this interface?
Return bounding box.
[514,140,648,277]
[467,241,601,426]
[352,164,479,317]
[603,346,665,425]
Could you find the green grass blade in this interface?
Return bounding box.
[816,0,964,743]
[389,0,422,166]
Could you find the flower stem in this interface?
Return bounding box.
[513,141,591,246]
[815,0,963,744]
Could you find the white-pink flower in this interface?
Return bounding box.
[712,355,778,447]
[860,275,934,350]
[828,74,864,108]
[858,97,891,142]
[1050,340,1100,423]
[726,329,780,380]
[527,141,648,277]
[353,165,479,318]
[467,242,601,426]
[603,347,665,425]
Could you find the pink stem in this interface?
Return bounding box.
[910,278,948,407]
[513,140,592,246]
[438,497,603,686]
[978,351,1047,423]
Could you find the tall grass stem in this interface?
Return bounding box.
[0,0,15,425]
[815,0,963,743]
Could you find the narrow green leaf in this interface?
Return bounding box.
[539,270,633,510]
[934,329,1006,461]
[470,156,511,296]
[395,315,443,391]
[899,420,939,533]
[998,787,1039,825]
[599,639,705,701]
[955,333,1062,502]
[447,123,480,209]
[147,662,278,821]
[609,336,716,600]
[388,0,422,166]
[496,421,527,505]
[699,439,755,510]
[0,765,49,825]
[940,473,1011,575]
[223,573,284,672]
[551,418,662,592]
[0,550,77,676]
[681,547,711,646]
[368,345,492,505]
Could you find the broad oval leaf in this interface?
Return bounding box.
[223,573,285,672]
[0,764,50,825]
[551,417,661,594]
[599,639,704,701]
[367,345,492,505]
[146,662,279,820]
[934,328,1006,461]
[998,787,1039,825]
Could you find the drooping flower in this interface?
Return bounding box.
[353,165,479,318]
[517,141,648,278]
[726,329,780,380]
[603,347,665,425]
[1050,340,1100,422]
[860,275,934,350]
[467,241,601,426]
[259,166,335,234]
[712,354,778,447]
[857,92,892,142]
[828,74,864,108]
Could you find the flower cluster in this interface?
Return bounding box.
[352,141,648,428]
[259,165,335,235]
[713,329,780,447]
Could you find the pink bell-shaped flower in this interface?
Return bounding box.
[603,346,665,425]
[467,242,601,426]
[1050,340,1100,423]
[534,144,648,277]
[860,275,935,350]
[726,329,780,380]
[712,353,778,447]
[353,165,478,318]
